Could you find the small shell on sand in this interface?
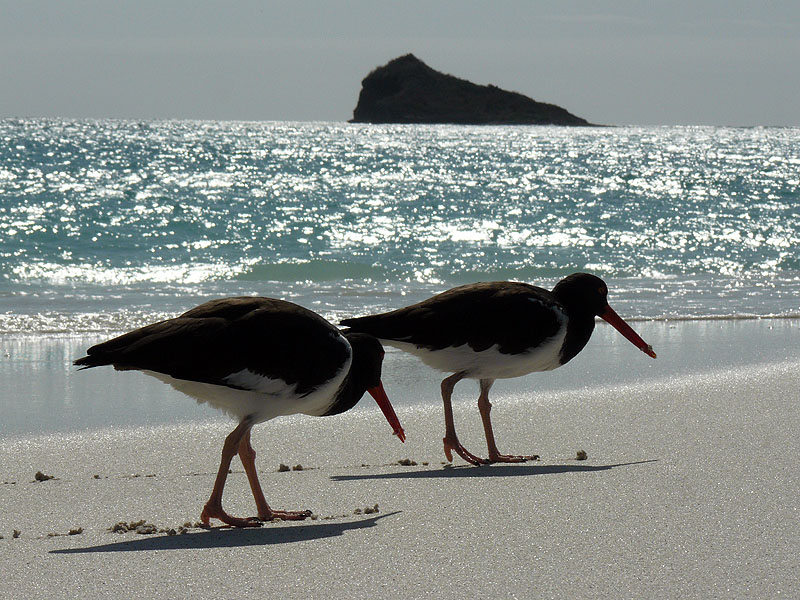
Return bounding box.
[576,450,588,460]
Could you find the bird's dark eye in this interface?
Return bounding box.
[598,286,607,296]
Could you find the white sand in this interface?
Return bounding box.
[2,352,799,599]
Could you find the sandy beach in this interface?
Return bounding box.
[1,320,799,598]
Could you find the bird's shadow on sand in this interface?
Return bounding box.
[50,512,399,554]
[49,462,654,554]
[331,460,657,482]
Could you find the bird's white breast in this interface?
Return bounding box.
[383,317,567,380]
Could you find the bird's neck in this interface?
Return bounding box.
[559,307,596,365]
[320,371,362,416]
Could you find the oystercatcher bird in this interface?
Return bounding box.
[341,273,655,466]
[75,297,405,527]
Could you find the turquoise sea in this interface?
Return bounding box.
[2,120,799,330]
[1,120,799,434]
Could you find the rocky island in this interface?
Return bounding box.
[351,54,591,126]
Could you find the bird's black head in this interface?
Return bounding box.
[552,272,610,317]
[343,332,385,392]
[553,272,657,360]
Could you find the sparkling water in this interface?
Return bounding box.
[1,119,799,334]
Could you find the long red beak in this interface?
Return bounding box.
[368,381,406,443]
[599,305,657,359]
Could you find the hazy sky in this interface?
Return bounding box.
[2,1,798,126]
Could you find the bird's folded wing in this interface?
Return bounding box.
[343,284,563,354]
[77,299,349,394]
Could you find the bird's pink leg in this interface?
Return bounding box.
[201,419,263,528]
[478,378,538,463]
[441,372,489,466]
[238,431,311,522]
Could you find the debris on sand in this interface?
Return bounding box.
[135,523,159,535]
[397,458,417,466]
[354,504,380,516]
[47,527,84,538]
[34,471,55,482]
[108,520,208,535]
[108,520,176,535]
[278,463,290,472]
[576,450,588,460]
[323,503,383,520]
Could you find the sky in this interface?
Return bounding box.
[1,1,798,126]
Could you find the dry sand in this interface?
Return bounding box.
[2,352,799,599]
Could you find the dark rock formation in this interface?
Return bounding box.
[351,54,591,126]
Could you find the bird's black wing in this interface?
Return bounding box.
[341,282,564,355]
[75,297,349,395]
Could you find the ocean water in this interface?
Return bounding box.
[1,119,799,435]
[1,119,799,334]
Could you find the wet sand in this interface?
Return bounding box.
[1,320,799,598]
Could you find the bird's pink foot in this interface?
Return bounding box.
[201,501,263,528]
[443,436,490,466]
[487,452,540,464]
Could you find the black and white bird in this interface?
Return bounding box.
[341,273,655,466]
[75,297,405,528]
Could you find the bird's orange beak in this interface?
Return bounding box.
[599,305,657,359]
[368,381,406,442]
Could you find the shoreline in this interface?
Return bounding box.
[2,318,799,437]
[2,311,800,339]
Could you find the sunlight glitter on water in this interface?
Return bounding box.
[1,120,799,330]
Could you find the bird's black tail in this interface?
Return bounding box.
[73,354,103,369]
[73,349,120,369]
[340,314,405,341]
